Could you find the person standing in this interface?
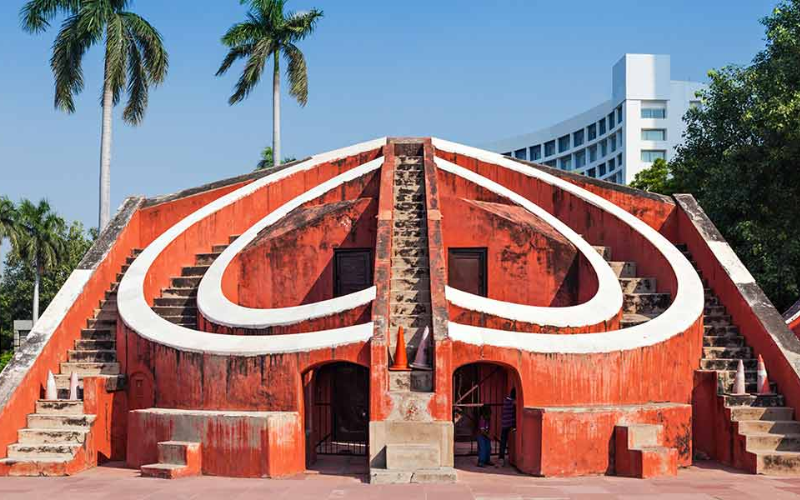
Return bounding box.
[477,404,493,467]
[498,388,517,467]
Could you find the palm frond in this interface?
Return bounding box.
[216,43,256,76]
[228,39,274,104]
[221,19,263,48]
[50,13,99,113]
[122,40,147,125]
[20,0,79,34]
[121,12,168,84]
[284,8,323,42]
[105,13,129,106]
[284,42,308,106]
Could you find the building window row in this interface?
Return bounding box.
[641,107,666,119]
[641,129,666,141]
[641,150,666,162]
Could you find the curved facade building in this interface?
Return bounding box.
[486,54,705,184]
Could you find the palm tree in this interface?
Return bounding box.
[256,146,296,170]
[16,200,67,324]
[0,198,19,325]
[21,0,169,232]
[217,0,322,168]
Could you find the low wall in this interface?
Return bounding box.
[518,403,692,477]
[126,408,304,478]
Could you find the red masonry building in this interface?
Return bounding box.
[1,137,800,481]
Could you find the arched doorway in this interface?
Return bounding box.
[453,362,517,459]
[305,362,369,464]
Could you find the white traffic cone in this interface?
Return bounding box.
[732,359,747,395]
[69,371,79,400]
[45,370,58,400]
[410,326,432,370]
[757,355,771,395]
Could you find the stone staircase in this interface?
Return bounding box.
[371,150,455,484]
[140,441,202,479]
[680,245,800,475]
[615,423,678,478]
[151,236,237,328]
[590,245,671,327]
[0,249,136,474]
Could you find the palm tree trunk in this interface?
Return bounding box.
[33,263,41,325]
[273,53,281,167]
[98,77,114,232]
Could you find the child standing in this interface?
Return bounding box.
[477,404,493,467]
[498,388,517,467]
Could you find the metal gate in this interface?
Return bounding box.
[452,363,508,456]
[312,363,369,456]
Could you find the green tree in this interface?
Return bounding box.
[21,0,169,231]
[629,158,680,195]
[217,0,323,168]
[669,0,800,310]
[256,146,297,170]
[15,200,67,323]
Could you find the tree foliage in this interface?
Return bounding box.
[667,0,800,310]
[629,158,680,196]
[256,146,296,170]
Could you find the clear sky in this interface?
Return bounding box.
[0,0,774,231]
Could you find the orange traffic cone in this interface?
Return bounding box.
[757,355,772,394]
[389,326,411,371]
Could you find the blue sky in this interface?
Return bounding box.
[0,0,774,231]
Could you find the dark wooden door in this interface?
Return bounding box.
[448,248,487,296]
[334,249,372,297]
[332,364,369,443]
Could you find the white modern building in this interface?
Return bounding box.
[485,54,705,184]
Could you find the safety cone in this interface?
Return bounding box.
[410,326,432,370]
[732,359,746,395]
[69,371,79,400]
[757,355,772,395]
[45,370,58,400]
[389,326,411,371]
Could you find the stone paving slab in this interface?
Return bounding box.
[4,459,800,499]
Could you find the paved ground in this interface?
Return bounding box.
[4,458,800,499]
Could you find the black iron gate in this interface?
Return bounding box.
[452,363,507,456]
[313,363,369,456]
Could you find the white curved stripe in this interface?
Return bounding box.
[117,137,385,356]
[432,137,704,353]
[436,158,622,328]
[197,158,383,329]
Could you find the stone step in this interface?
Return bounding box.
[391,266,431,279]
[92,308,118,322]
[623,292,671,314]
[132,248,143,256]
[74,339,116,350]
[702,346,752,360]
[392,258,430,270]
[724,393,785,408]
[211,244,228,253]
[391,290,432,304]
[389,371,434,392]
[745,433,800,452]
[54,374,83,392]
[171,276,201,288]
[80,328,113,340]
[701,358,757,370]
[162,315,197,325]
[395,201,425,212]
[18,428,89,445]
[705,305,727,316]
[393,239,425,250]
[704,336,745,347]
[393,247,428,259]
[7,443,81,460]
[753,450,800,475]
[27,414,95,430]
[35,400,84,415]
[593,246,612,260]
[704,314,733,327]
[105,289,117,300]
[68,349,117,363]
[730,406,794,422]
[393,227,425,239]
[621,313,657,328]
[396,161,424,171]
[393,219,425,230]
[705,295,719,306]
[195,252,222,266]
[619,277,656,294]
[153,306,197,317]
[126,256,137,265]
[162,287,198,298]
[86,318,116,329]
[394,211,425,221]
[154,296,196,307]
[391,315,432,328]
[140,463,195,479]
[59,362,120,377]
[394,192,425,204]
[181,266,210,277]
[391,277,430,291]
[610,261,637,278]
[392,303,432,316]
[705,324,739,336]
[229,234,240,243]
[739,421,800,434]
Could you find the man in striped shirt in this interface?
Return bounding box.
[498,387,517,467]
